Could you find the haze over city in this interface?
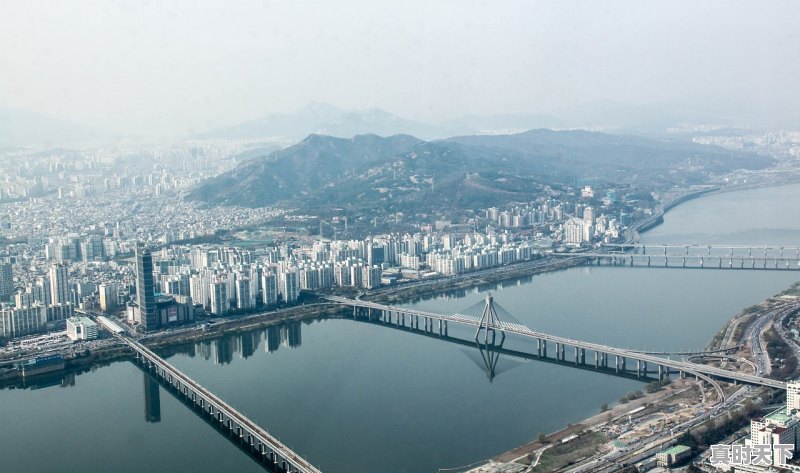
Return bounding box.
[3,2,800,473]
[2,0,799,138]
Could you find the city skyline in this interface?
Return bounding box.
[3,2,800,472]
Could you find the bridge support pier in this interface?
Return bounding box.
[555,343,561,361]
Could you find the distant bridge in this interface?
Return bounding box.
[554,244,800,270]
[111,331,322,473]
[323,295,786,390]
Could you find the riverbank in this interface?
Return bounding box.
[481,284,800,473]
[366,257,587,305]
[493,378,698,465]
[0,303,346,385]
[141,303,342,350]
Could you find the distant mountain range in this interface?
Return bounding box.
[187,129,771,212]
[0,108,107,147]
[192,103,596,142]
[192,101,794,144]
[6,101,794,148]
[191,103,446,141]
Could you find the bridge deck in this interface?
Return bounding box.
[121,335,322,473]
[325,296,786,390]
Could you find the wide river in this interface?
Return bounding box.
[2,184,800,473]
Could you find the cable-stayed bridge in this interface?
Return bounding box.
[323,295,786,390]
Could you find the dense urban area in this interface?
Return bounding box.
[0,123,800,473]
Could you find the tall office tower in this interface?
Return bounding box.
[0,261,13,302]
[49,263,70,305]
[136,247,157,330]
[99,283,117,312]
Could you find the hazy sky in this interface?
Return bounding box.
[1,0,798,136]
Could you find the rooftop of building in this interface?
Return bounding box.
[766,408,795,424]
[659,445,691,456]
[67,316,96,326]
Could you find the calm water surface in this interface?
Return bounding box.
[2,183,799,473]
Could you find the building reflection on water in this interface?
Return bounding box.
[0,370,76,391]
[143,371,161,423]
[137,323,302,427]
[185,321,304,366]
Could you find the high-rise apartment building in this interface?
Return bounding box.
[49,263,70,305]
[261,272,277,307]
[0,261,13,302]
[209,280,228,315]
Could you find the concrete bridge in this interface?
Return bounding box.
[323,295,786,390]
[554,244,800,270]
[604,243,800,257]
[118,334,322,473]
[344,313,666,384]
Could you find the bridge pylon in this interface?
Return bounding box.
[475,294,505,345]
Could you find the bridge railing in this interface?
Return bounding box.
[327,296,786,390]
[122,335,322,473]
